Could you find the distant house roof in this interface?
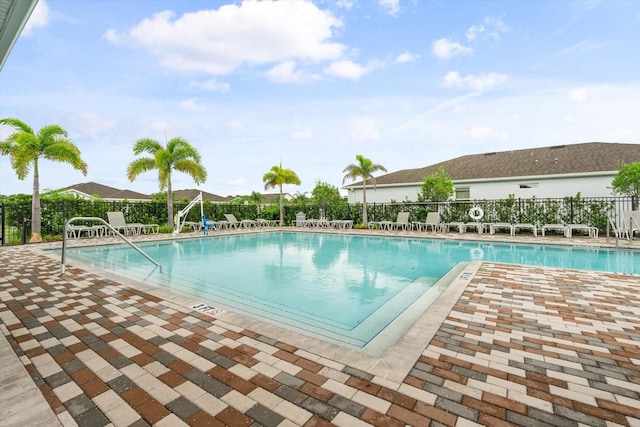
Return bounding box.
[172,189,228,203]
[345,142,640,187]
[62,182,151,200]
[262,193,292,204]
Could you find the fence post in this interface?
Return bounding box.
[569,196,574,223]
[22,217,28,245]
[0,202,4,246]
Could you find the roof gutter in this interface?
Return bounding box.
[343,170,618,190]
[0,0,39,70]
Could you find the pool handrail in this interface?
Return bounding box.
[61,216,161,276]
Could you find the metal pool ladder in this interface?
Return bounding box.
[60,217,161,276]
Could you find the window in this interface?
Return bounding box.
[455,187,470,200]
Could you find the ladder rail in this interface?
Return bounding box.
[61,217,161,276]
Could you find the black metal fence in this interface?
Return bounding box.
[0,196,634,246]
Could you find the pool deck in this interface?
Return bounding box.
[1,227,640,426]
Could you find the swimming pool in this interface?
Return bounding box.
[62,232,640,351]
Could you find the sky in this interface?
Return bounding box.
[1,0,639,198]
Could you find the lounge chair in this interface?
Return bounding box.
[541,223,567,237]
[66,224,92,239]
[444,222,466,233]
[463,222,484,234]
[514,223,537,236]
[329,219,353,229]
[224,213,256,228]
[256,218,278,227]
[489,222,514,236]
[413,212,442,232]
[294,212,307,227]
[390,212,411,230]
[107,211,155,235]
[623,211,640,239]
[565,224,598,238]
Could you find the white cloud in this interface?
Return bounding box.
[291,129,313,139]
[443,71,508,91]
[336,0,358,9]
[569,85,602,102]
[22,0,49,35]
[179,98,205,111]
[465,24,484,41]
[190,79,231,93]
[396,51,419,63]
[347,117,379,142]
[570,87,588,102]
[104,2,344,75]
[432,38,473,60]
[466,16,510,41]
[324,59,368,79]
[229,178,247,186]
[102,28,123,45]
[467,126,507,140]
[266,60,308,84]
[227,120,243,129]
[71,112,117,134]
[379,0,400,16]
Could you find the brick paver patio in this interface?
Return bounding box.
[1,230,639,426]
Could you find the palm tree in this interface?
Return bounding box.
[263,162,301,226]
[127,137,206,228]
[342,154,387,226]
[0,118,88,242]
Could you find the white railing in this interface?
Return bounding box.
[60,217,160,275]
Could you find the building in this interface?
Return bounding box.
[172,189,229,203]
[57,183,229,203]
[60,182,151,202]
[0,0,38,70]
[344,142,640,203]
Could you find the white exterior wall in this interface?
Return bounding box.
[346,185,420,204]
[346,173,616,203]
[458,174,615,200]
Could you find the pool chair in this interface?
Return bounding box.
[565,224,598,238]
[489,222,514,236]
[541,223,568,237]
[514,223,537,236]
[390,212,411,231]
[106,211,150,235]
[444,222,466,233]
[224,213,256,228]
[412,212,442,232]
[622,211,640,239]
[201,215,218,235]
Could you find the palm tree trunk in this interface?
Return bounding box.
[279,184,284,226]
[30,158,42,242]
[167,177,174,228]
[362,180,368,226]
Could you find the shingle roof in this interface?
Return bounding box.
[346,142,640,187]
[63,182,151,200]
[172,189,228,203]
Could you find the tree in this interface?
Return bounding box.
[342,154,387,226]
[262,162,301,225]
[249,191,264,205]
[612,162,640,210]
[418,167,454,202]
[311,181,343,206]
[127,137,206,228]
[0,118,88,242]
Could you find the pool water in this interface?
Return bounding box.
[62,232,640,349]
